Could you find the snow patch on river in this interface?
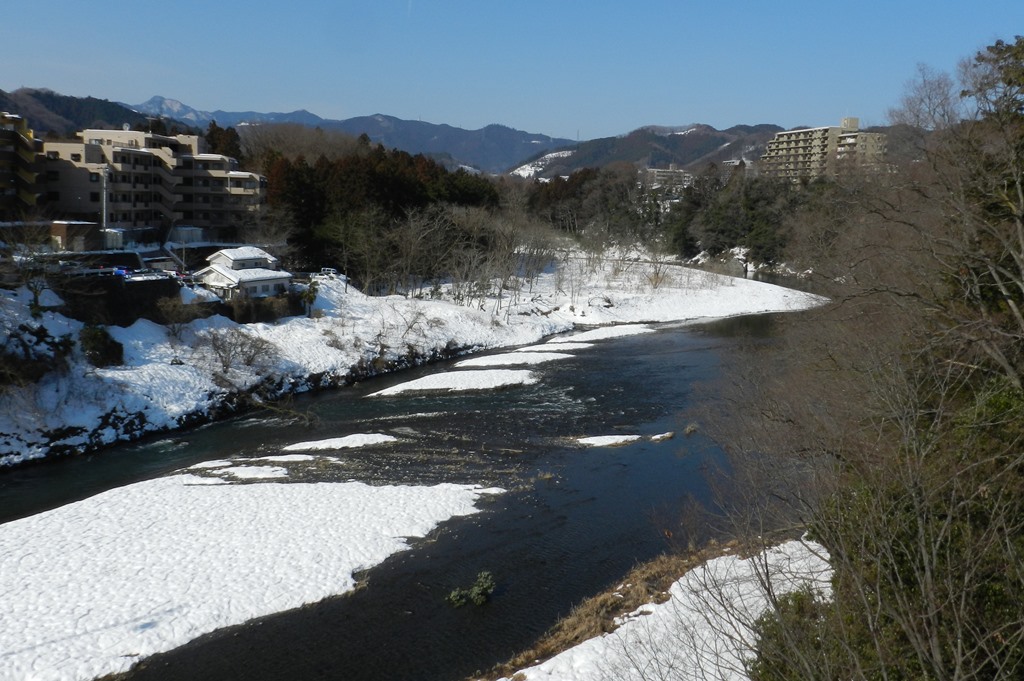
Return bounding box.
[0,474,502,681]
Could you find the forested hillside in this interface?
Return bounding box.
[0,88,153,136]
[516,124,782,178]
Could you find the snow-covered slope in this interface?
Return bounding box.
[0,255,825,466]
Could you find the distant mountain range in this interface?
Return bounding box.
[1,88,785,176]
[130,95,324,128]
[130,96,576,174]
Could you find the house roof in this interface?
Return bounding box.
[207,246,278,264]
[194,263,291,287]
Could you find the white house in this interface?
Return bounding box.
[193,246,291,301]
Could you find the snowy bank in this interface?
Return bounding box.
[1,255,825,466]
[498,539,831,681]
[0,472,502,681]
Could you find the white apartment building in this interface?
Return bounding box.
[42,129,264,235]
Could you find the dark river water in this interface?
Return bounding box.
[0,313,781,681]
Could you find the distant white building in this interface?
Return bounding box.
[193,246,291,301]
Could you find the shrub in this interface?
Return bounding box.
[79,325,123,367]
[446,571,496,607]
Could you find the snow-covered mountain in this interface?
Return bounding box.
[129,96,575,173]
[130,95,324,127]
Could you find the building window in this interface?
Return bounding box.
[89,173,100,182]
[46,151,59,160]
[71,153,82,162]
[90,192,100,202]
[47,191,60,201]
[46,170,59,181]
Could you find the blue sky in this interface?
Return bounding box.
[4,1,1022,140]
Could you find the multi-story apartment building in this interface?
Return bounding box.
[41,128,264,236]
[0,112,43,219]
[759,117,886,181]
[645,164,694,192]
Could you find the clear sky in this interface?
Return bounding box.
[4,1,1022,140]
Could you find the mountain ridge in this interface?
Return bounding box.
[1,88,786,176]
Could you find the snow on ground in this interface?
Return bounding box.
[577,434,642,447]
[368,368,539,396]
[514,341,594,352]
[0,251,825,466]
[215,464,288,479]
[0,474,502,681]
[0,252,830,680]
[548,324,654,343]
[510,150,575,179]
[455,351,574,368]
[281,433,399,451]
[498,539,832,681]
[253,453,318,462]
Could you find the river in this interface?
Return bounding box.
[0,313,781,680]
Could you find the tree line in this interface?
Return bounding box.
[674,36,1024,681]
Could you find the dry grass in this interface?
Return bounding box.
[471,538,751,681]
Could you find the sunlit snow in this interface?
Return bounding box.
[368,369,539,396]
[281,433,399,451]
[215,464,288,479]
[577,434,642,447]
[500,539,831,681]
[549,324,654,343]
[0,475,502,681]
[455,351,574,367]
[0,252,831,680]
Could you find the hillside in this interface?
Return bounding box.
[0,88,155,136]
[2,89,781,176]
[132,96,576,173]
[512,123,783,179]
[130,95,324,128]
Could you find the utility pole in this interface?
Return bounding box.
[101,166,108,231]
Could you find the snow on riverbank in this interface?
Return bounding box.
[0,472,502,681]
[498,539,832,681]
[0,255,829,681]
[1,254,824,466]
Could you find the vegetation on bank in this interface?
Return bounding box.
[699,36,1024,681]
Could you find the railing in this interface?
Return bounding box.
[15,167,36,185]
[17,188,38,206]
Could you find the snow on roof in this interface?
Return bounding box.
[195,263,291,285]
[208,246,277,263]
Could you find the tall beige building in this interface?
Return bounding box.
[759,117,886,181]
[0,112,42,219]
[42,129,264,235]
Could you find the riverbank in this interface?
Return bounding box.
[485,536,831,681]
[1,253,825,467]
[1,254,829,681]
